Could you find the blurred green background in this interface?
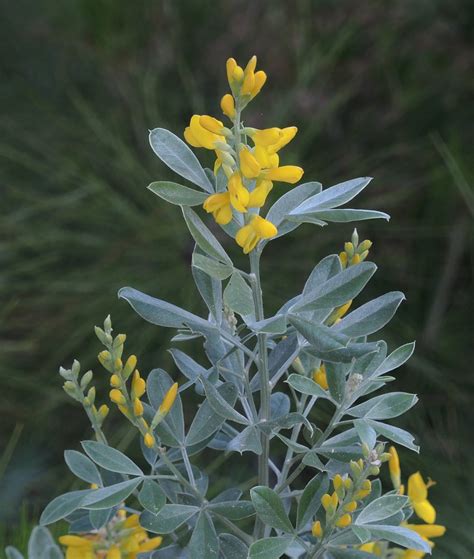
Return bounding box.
[1,0,473,556]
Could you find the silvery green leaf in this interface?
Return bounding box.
[64,450,102,486]
[219,533,249,558]
[182,207,232,265]
[192,252,233,280]
[148,181,209,206]
[374,342,416,376]
[289,177,372,215]
[192,253,223,324]
[286,374,329,398]
[224,272,254,317]
[296,473,330,528]
[245,314,287,335]
[250,486,294,532]
[147,369,185,446]
[292,262,376,312]
[186,383,238,446]
[353,420,377,449]
[366,419,419,452]
[248,537,293,559]
[355,495,408,524]
[266,181,322,238]
[270,392,291,419]
[314,342,380,364]
[288,316,350,352]
[325,362,347,403]
[276,433,309,454]
[351,525,372,543]
[352,342,387,379]
[252,335,299,391]
[140,504,199,534]
[202,378,249,425]
[80,478,142,509]
[5,548,24,559]
[303,255,342,295]
[81,441,143,476]
[27,527,57,558]
[208,500,255,520]
[188,512,219,559]
[227,425,262,455]
[139,479,166,514]
[262,412,313,436]
[212,488,242,503]
[290,208,390,224]
[119,287,212,332]
[89,508,114,530]
[316,444,363,461]
[326,549,375,558]
[366,525,431,552]
[168,348,209,384]
[347,392,418,420]
[149,128,213,192]
[152,544,187,558]
[40,489,91,525]
[333,292,405,337]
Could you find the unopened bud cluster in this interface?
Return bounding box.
[95,316,178,450]
[339,228,373,268]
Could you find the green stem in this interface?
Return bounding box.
[249,249,271,538]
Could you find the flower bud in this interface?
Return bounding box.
[159,383,178,415]
[344,242,354,258]
[59,367,72,380]
[292,356,305,375]
[344,501,357,513]
[311,520,323,538]
[110,374,121,388]
[220,94,235,119]
[358,240,373,253]
[98,404,109,419]
[109,389,126,406]
[350,253,361,266]
[339,252,348,268]
[335,513,352,528]
[144,432,155,449]
[87,387,96,405]
[80,370,93,390]
[132,370,146,399]
[351,228,359,248]
[133,398,144,417]
[104,314,112,333]
[122,355,137,379]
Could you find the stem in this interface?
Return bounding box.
[214,514,253,546]
[249,249,271,539]
[181,446,196,487]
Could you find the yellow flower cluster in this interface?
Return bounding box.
[59,511,162,559]
[360,447,445,557]
[184,55,304,253]
[312,466,374,540]
[339,228,372,269]
[96,325,178,450]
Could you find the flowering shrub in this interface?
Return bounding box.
[6,56,445,559]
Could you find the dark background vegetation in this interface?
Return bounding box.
[1,0,473,556]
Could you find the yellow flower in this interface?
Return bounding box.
[251,126,298,154]
[203,192,233,225]
[228,171,250,212]
[159,382,179,415]
[248,180,273,208]
[184,115,225,150]
[133,398,143,417]
[359,542,382,555]
[312,364,329,390]
[236,215,278,254]
[263,165,304,184]
[389,446,402,490]
[407,472,437,524]
[400,522,446,558]
[239,147,261,179]
[59,535,96,559]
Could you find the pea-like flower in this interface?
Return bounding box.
[236,215,278,254]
